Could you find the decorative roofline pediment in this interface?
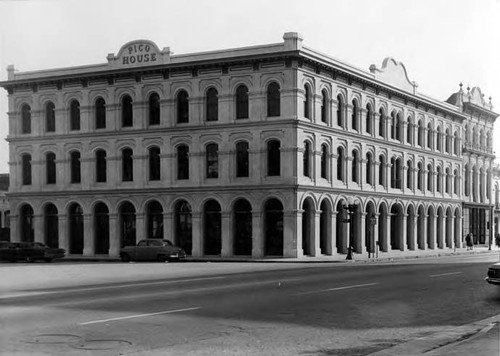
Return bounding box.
[369,57,418,94]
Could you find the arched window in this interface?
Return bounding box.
[175,200,192,254]
[379,155,385,187]
[267,82,281,117]
[454,169,459,195]
[45,204,59,248]
[366,104,372,134]
[445,168,450,193]
[45,101,55,132]
[204,200,222,255]
[391,157,401,189]
[46,152,56,184]
[177,145,189,180]
[149,146,161,181]
[395,113,401,141]
[20,205,34,242]
[337,147,344,181]
[437,166,442,192]
[70,100,80,131]
[390,111,396,139]
[21,104,31,134]
[417,162,423,190]
[146,201,163,239]
[437,127,442,152]
[352,150,359,183]
[119,202,136,248]
[96,150,107,183]
[407,116,412,144]
[418,120,423,146]
[427,164,433,192]
[233,199,252,255]
[366,153,372,185]
[95,97,106,129]
[407,160,413,189]
[206,87,218,121]
[465,165,470,196]
[445,128,451,153]
[148,92,160,125]
[351,100,358,131]
[22,154,32,185]
[94,203,109,254]
[236,141,249,177]
[303,141,311,177]
[454,131,460,155]
[379,108,385,138]
[236,85,249,119]
[70,151,81,183]
[304,85,311,119]
[336,95,343,127]
[321,90,328,123]
[122,148,133,182]
[206,143,219,178]
[427,123,433,149]
[121,95,133,127]
[267,140,281,176]
[177,90,189,123]
[321,144,328,179]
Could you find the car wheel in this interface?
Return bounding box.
[26,256,35,263]
[121,254,131,262]
[157,255,167,262]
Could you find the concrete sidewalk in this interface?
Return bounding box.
[369,315,500,356]
[60,245,500,263]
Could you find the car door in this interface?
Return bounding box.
[133,240,150,261]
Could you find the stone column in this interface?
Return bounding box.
[135,213,145,245]
[58,214,68,252]
[221,212,232,257]
[331,211,338,255]
[34,214,44,243]
[283,210,299,258]
[359,212,366,254]
[251,211,263,258]
[164,212,174,242]
[313,211,321,256]
[191,212,202,257]
[109,213,120,257]
[83,213,94,255]
[401,214,407,251]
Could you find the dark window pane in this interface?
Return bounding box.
[177,145,189,180]
[46,152,56,184]
[96,150,107,182]
[267,82,280,117]
[206,88,218,121]
[206,143,219,178]
[177,90,189,123]
[122,148,133,181]
[95,97,106,129]
[22,154,32,185]
[21,104,31,134]
[46,102,55,132]
[122,95,133,127]
[236,85,249,119]
[70,100,80,131]
[149,146,161,180]
[267,140,280,176]
[149,92,160,125]
[71,151,81,183]
[236,141,249,177]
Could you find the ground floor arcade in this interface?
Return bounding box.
[8,189,474,258]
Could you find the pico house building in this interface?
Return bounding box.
[0,33,497,259]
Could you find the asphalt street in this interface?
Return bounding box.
[0,254,499,355]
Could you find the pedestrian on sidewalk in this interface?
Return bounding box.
[495,233,500,248]
[465,233,472,250]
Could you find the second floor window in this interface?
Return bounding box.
[21,104,31,134]
[177,145,189,180]
[206,143,219,178]
[267,140,281,176]
[236,141,249,177]
[122,95,133,127]
[70,151,81,183]
[45,101,55,132]
[70,100,80,131]
[206,88,218,121]
[149,146,161,181]
[236,85,249,119]
[46,152,56,184]
[267,82,280,117]
[22,154,32,185]
[303,142,311,177]
[177,90,189,123]
[122,148,133,181]
[149,92,160,125]
[96,150,107,183]
[95,97,106,129]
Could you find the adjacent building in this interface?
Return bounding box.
[0,33,497,258]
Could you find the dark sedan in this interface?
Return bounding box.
[486,262,500,285]
[120,239,186,262]
[0,241,65,262]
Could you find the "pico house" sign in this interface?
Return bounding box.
[107,40,171,68]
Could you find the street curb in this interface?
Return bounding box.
[368,314,500,356]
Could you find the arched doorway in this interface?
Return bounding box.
[319,199,332,255]
[264,198,283,256]
[20,204,34,242]
[233,199,252,255]
[378,204,388,252]
[427,206,435,249]
[365,202,376,255]
[44,204,58,248]
[204,200,221,255]
[390,204,403,250]
[119,202,136,248]
[446,207,453,248]
[69,203,83,254]
[406,205,416,250]
[302,198,314,256]
[94,202,109,254]
[174,200,192,255]
[335,201,348,254]
[437,207,445,249]
[147,201,163,239]
[417,205,425,249]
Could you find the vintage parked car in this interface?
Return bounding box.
[485,262,500,285]
[120,239,186,262]
[0,241,65,262]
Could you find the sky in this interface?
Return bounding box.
[0,0,499,174]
